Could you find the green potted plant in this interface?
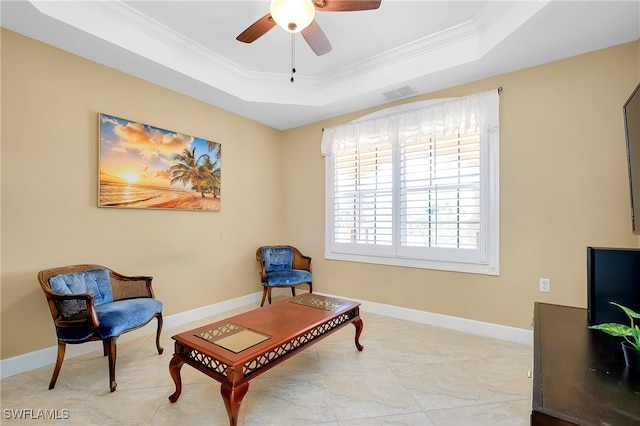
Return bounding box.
[589,302,640,371]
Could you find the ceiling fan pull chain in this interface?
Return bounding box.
[290,32,296,83]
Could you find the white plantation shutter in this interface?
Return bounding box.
[325,116,395,256]
[322,90,499,275]
[334,144,393,247]
[399,131,480,250]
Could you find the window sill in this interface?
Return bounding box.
[325,252,500,276]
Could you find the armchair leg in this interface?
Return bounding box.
[105,337,118,392]
[267,287,273,305]
[155,313,164,355]
[49,342,66,390]
[308,282,313,294]
[260,287,268,307]
[291,287,296,297]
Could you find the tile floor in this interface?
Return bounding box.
[1,300,533,425]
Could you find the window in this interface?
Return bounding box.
[322,90,500,275]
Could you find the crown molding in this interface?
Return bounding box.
[29,0,547,107]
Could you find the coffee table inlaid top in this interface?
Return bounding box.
[172,294,361,367]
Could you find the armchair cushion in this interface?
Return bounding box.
[49,268,113,305]
[265,269,313,286]
[54,298,163,343]
[261,247,293,272]
[95,298,163,338]
[48,267,162,341]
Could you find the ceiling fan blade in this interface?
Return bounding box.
[236,13,276,43]
[314,0,381,12]
[301,20,332,56]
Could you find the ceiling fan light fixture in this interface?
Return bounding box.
[270,0,315,33]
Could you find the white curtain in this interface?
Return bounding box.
[320,89,499,156]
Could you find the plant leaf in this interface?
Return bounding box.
[611,302,640,320]
[589,323,634,337]
[632,325,640,346]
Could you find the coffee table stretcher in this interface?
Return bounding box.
[168,295,363,426]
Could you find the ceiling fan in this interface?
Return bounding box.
[236,0,382,56]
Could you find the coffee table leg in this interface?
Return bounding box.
[168,355,185,403]
[220,381,249,426]
[353,318,364,351]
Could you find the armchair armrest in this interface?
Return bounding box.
[256,254,268,282]
[292,252,312,272]
[47,291,100,330]
[110,272,155,301]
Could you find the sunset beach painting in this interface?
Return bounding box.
[99,113,221,211]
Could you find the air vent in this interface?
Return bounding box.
[382,85,416,101]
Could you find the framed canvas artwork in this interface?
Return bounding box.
[99,113,221,211]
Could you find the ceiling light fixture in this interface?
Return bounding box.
[270,0,316,33]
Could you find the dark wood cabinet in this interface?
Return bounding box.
[531,302,640,425]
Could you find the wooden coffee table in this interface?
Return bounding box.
[168,294,364,425]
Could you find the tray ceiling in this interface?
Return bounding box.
[2,1,639,130]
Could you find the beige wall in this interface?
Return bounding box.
[1,29,284,358]
[281,41,640,329]
[1,28,639,360]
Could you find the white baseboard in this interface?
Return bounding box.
[0,291,531,380]
[324,293,533,346]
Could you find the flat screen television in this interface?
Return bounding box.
[623,82,640,235]
[587,246,640,325]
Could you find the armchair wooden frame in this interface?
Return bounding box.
[256,245,313,307]
[38,264,163,392]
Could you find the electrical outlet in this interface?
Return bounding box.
[539,278,551,293]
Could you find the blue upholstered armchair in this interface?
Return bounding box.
[256,246,312,306]
[38,264,163,392]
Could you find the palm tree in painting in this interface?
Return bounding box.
[206,141,221,197]
[170,148,210,198]
[201,154,221,198]
[170,145,221,198]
